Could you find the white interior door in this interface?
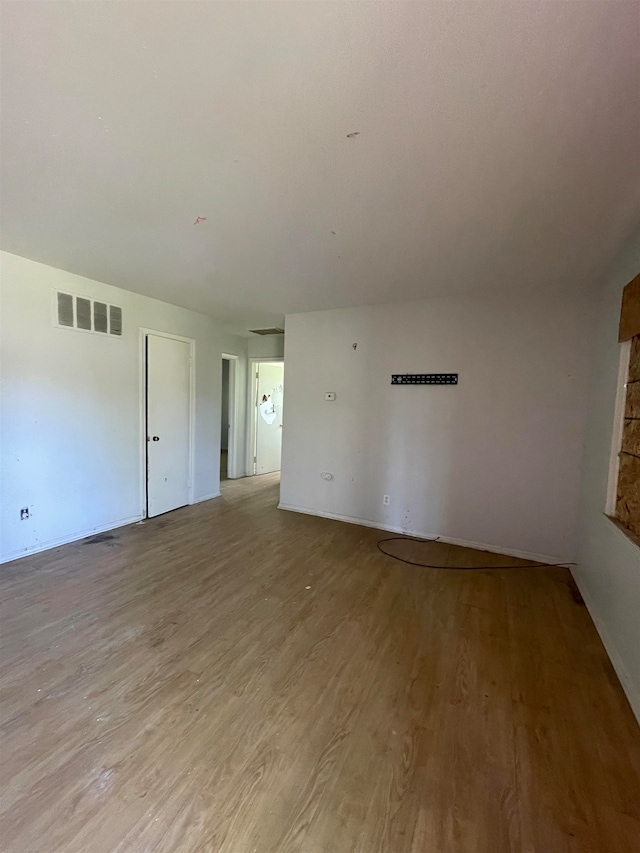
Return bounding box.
[255,362,284,474]
[146,334,192,517]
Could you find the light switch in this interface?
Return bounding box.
[324,392,336,401]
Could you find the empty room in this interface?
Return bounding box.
[1,2,639,851]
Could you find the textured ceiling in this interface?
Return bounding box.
[1,1,639,333]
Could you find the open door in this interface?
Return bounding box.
[146,333,193,517]
[254,362,284,474]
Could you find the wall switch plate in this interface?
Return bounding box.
[324,392,336,401]
[20,507,29,520]
[383,495,390,505]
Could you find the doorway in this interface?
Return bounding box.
[220,358,230,480]
[221,354,239,480]
[143,331,194,518]
[251,360,284,475]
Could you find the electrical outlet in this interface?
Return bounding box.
[20,507,29,520]
[383,495,390,506]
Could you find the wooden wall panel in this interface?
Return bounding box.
[615,321,640,539]
[616,452,640,537]
[619,273,640,342]
[624,381,640,419]
[628,335,640,382]
[621,419,640,457]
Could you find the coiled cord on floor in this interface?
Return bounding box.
[376,535,576,570]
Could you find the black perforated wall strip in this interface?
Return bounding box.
[391,374,458,385]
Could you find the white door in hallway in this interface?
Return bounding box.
[146,333,192,517]
[255,362,284,474]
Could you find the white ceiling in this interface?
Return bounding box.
[1,1,639,334]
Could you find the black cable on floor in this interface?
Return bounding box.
[376,535,576,570]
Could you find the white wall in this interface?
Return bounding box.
[0,251,246,563]
[280,291,597,562]
[248,334,284,360]
[575,229,640,722]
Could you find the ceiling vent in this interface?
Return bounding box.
[56,291,123,336]
[249,327,284,336]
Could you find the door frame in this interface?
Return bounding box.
[248,357,284,476]
[221,353,240,479]
[139,328,196,518]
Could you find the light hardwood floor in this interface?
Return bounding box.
[1,475,639,852]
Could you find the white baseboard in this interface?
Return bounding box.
[192,491,221,503]
[0,514,143,565]
[277,503,564,565]
[571,575,640,725]
[278,502,638,724]
[2,492,224,565]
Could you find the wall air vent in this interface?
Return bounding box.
[249,328,284,336]
[56,292,123,336]
[109,305,122,336]
[76,297,92,330]
[57,292,74,327]
[94,301,108,333]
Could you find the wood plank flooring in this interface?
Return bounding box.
[1,474,639,852]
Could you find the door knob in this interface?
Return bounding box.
[152,436,160,441]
